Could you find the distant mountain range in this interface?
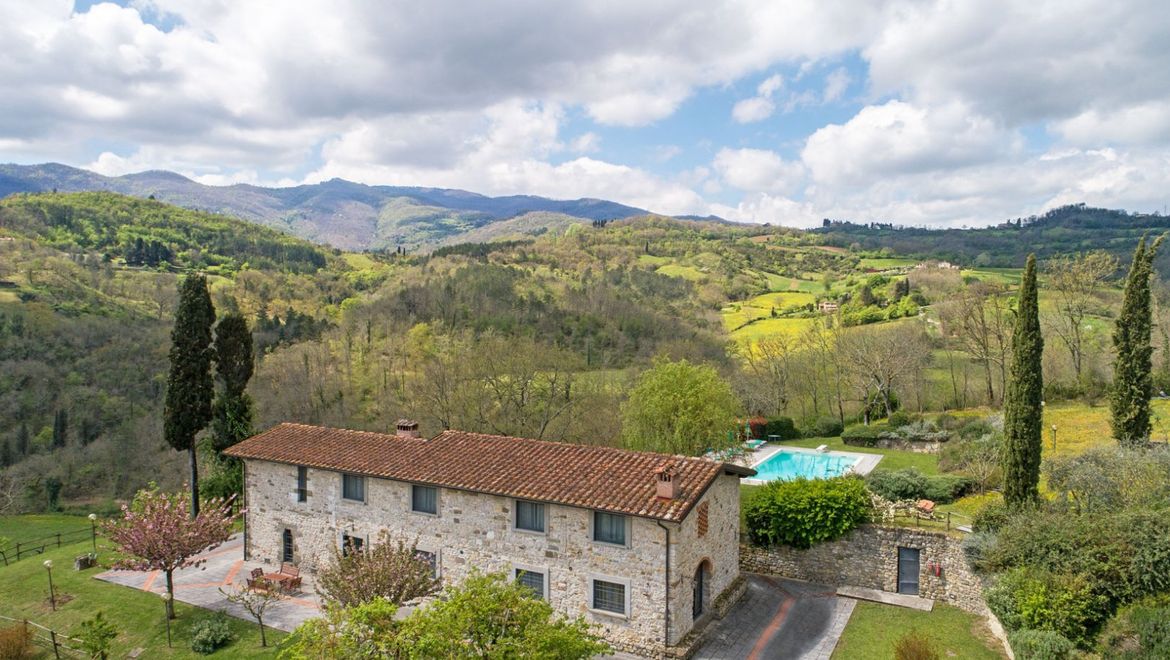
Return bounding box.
[0,163,727,251]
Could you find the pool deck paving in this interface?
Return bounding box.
[94,534,321,632]
[694,574,856,660]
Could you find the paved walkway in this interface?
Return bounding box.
[694,574,855,660]
[94,534,321,632]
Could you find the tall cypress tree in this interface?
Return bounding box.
[164,274,216,518]
[211,313,255,453]
[1111,235,1164,447]
[1003,254,1043,507]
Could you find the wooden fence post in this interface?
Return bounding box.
[50,629,61,659]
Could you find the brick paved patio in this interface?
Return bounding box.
[94,534,320,632]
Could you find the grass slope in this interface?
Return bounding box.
[833,602,1005,659]
[0,515,281,658]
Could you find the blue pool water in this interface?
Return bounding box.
[751,449,859,481]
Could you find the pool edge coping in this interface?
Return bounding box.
[740,444,882,485]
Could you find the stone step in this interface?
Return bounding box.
[836,586,934,611]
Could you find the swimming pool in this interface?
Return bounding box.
[749,448,861,481]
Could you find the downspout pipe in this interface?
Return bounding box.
[656,520,671,649]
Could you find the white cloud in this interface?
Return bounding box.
[732,97,776,124]
[713,148,804,194]
[801,100,1015,186]
[757,74,784,97]
[731,73,785,123]
[822,67,850,103]
[569,132,601,153]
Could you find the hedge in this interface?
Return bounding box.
[744,476,872,549]
[764,417,800,440]
[865,468,974,504]
[799,417,843,439]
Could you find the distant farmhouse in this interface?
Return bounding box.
[817,300,839,314]
[225,421,756,657]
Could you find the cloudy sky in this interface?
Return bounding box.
[2,0,1169,227]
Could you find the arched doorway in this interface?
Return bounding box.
[693,560,711,619]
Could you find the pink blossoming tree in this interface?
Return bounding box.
[102,488,240,618]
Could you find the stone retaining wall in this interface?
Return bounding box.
[739,524,987,615]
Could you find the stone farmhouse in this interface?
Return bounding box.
[224,420,757,656]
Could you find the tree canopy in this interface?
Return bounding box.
[621,358,741,456]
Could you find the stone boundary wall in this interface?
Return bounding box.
[739,524,987,616]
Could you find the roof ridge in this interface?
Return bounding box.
[432,428,715,465]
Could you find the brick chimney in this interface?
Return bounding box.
[655,466,676,500]
[395,419,420,439]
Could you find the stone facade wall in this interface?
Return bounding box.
[665,474,742,645]
[243,460,744,657]
[740,524,987,615]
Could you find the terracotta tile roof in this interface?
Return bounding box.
[225,423,755,522]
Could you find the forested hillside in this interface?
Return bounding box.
[5,192,1170,515]
[818,204,1170,271]
[0,193,384,510]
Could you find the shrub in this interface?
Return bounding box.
[744,476,872,549]
[764,417,800,440]
[887,411,919,429]
[1097,595,1170,659]
[939,432,1003,493]
[922,474,974,502]
[1009,630,1076,660]
[747,417,767,439]
[972,500,1011,533]
[0,624,32,660]
[978,509,1170,607]
[841,424,882,447]
[76,612,117,660]
[956,418,995,440]
[893,631,940,660]
[190,612,235,655]
[801,417,843,439]
[317,531,441,607]
[865,468,973,504]
[985,567,1110,648]
[865,468,927,500]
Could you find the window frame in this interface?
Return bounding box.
[513,564,547,600]
[513,499,547,534]
[414,549,439,578]
[296,466,308,503]
[411,484,439,516]
[281,528,294,563]
[591,510,630,547]
[340,533,365,557]
[341,473,366,502]
[588,574,630,618]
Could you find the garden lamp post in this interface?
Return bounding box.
[161,591,172,647]
[1051,424,1057,451]
[88,513,98,554]
[44,559,55,611]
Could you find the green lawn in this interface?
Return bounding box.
[859,257,918,270]
[833,602,1005,659]
[0,516,282,658]
[656,263,706,281]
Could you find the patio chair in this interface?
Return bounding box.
[250,567,264,580]
[285,575,302,592]
[279,562,300,578]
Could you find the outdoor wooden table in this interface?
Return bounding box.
[261,573,291,589]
